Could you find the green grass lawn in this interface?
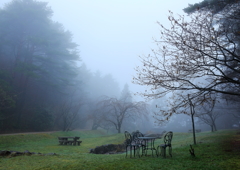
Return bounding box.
[0,129,239,170]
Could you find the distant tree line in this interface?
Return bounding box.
[0,0,149,133]
[0,0,83,132]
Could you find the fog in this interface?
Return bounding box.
[1,0,239,134]
[0,0,201,92]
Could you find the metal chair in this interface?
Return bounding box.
[132,131,146,155]
[124,131,142,158]
[156,131,173,158]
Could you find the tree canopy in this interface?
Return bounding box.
[133,3,240,122]
[0,0,81,131]
[183,0,238,14]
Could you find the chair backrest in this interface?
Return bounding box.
[132,131,144,140]
[132,131,145,145]
[124,131,133,145]
[163,131,173,147]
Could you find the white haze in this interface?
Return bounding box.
[0,0,201,100]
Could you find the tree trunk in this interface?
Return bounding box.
[213,122,217,132]
[189,95,196,145]
[210,115,217,132]
[191,112,196,145]
[210,125,213,132]
[117,122,121,133]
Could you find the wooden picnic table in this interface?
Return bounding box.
[58,136,82,146]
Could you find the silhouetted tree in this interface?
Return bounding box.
[97,94,148,133]
[120,84,132,102]
[87,99,110,130]
[183,0,238,14]
[54,100,83,131]
[0,0,81,131]
[196,95,225,132]
[133,9,240,124]
[185,0,240,93]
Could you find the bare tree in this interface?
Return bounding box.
[196,95,224,132]
[222,94,240,121]
[87,101,114,131]
[156,91,202,144]
[133,10,240,122]
[88,108,102,130]
[53,101,82,131]
[188,94,197,145]
[98,96,148,133]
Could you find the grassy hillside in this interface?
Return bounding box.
[0,129,239,170]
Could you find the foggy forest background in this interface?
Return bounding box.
[0,0,239,134]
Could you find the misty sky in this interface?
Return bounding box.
[0,0,201,97]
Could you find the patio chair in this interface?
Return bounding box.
[156,131,173,158]
[124,131,142,158]
[132,130,144,141]
[132,131,146,155]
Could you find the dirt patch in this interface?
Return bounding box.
[223,131,240,154]
[231,132,240,152]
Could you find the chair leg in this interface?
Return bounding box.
[156,146,159,157]
[161,147,166,158]
[169,147,172,157]
[133,146,135,157]
[126,146,132,158]
[141,145,145,156]
[126,146,128,157]
[130,146,132,158]
[158,146,161,157]
[136,146,140,158]
[138,146,141,157]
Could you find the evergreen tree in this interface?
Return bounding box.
[0,0,81,131]
[119,83,132,102]
[183,0,237,14]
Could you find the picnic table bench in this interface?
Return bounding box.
[58,136,82,146]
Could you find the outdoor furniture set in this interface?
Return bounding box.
[58,136,82,146]
[124,130,173,158]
